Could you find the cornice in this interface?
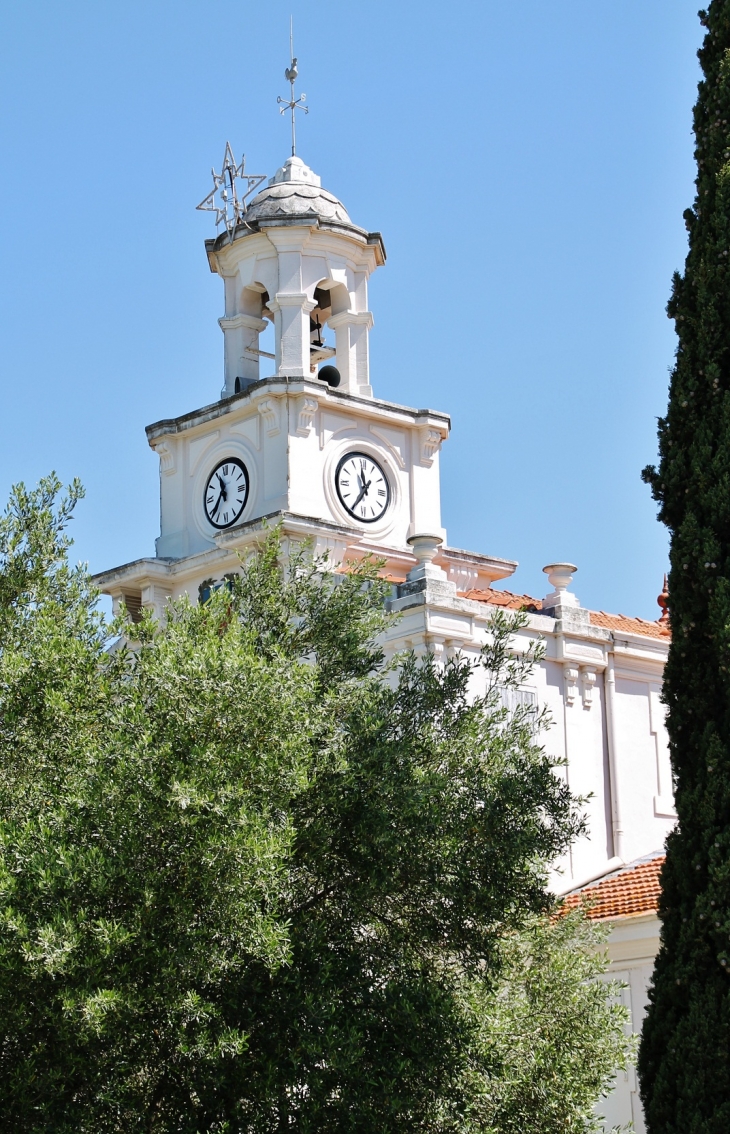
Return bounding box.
[387,581,670,665]
[145,378,450,445]
[205,221,386,273]
[94,511,392,594]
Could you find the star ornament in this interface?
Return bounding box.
[196,142,266,240]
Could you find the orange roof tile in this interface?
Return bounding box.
[563,854,664,921]
[589,610,670,640]
[459,588,543,611]
[382,571,407,584]
[459,589,670,639]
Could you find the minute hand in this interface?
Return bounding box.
[352,478,371,509]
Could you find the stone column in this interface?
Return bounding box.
[269,294,317,377]
[328,310,374,396]
[219,313,268,396]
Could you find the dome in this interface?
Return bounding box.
[244,155,351,227]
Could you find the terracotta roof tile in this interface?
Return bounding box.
[589,610,670,640]
[459,588,543,611]
[459,589,670,639]
[563,854,664,921]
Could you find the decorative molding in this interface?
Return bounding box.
[654,794,677,819]
[155,441,175,477]
[564,665,579,706]
[581,666,597,709]
[565,642,605,663]
[218,313,268,333]
[650,684,675,816]
[188,431,220,477]
[257,397,280,437]
[446,564,481,591]
[420,427,443,467]
[328,309,374,330]
[296,396,318,437]
[270,292,317,311]
[319,411,357,450]
[426,635,447,667]
[369,424,406,469]
[229,414,261,450]
[141,583,173,623]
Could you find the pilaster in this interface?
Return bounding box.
[329,310,374,396]
[269,293,317,377]
[219,312,269,396]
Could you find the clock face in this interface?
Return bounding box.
[335,452,390,523]
[203,458,249,529]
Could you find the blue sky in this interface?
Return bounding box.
[0,1,702,618]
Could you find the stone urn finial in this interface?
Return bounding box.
[542,562,579,611]
[407,533,446,582]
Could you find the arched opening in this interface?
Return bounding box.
[309,280,348,377]
[241,285,265,318]
[258,308,275,372]
[233,283,275,390]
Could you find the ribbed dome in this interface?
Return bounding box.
[244,156,351,226]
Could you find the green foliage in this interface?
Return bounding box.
[0,477,628,1131]
[458,910,634,1134]
[639,5,730,1131]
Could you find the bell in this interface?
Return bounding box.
[310,314,324,347]
[318,365,340,388]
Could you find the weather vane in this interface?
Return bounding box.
[196,142,266,241]
[277,17,308,156]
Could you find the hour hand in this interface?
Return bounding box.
[352,478,371,509]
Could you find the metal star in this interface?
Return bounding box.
[196,142,266,240]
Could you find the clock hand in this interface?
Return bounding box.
[217,473,228,501]
[352,478,372,510]
[211,486,225,517]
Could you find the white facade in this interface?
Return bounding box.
[600,910,660,1133]
[94,153,672,1130]
[147,380,449,564]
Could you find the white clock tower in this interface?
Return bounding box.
[97,147,515,616]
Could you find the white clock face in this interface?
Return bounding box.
[335,452,390,523]
[203,459,249,529]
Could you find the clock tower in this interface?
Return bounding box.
[96,147,512,619]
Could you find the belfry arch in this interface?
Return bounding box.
[220,281,272,394]
[308,280,349,377]
[207,154,385,399]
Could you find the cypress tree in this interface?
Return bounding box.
[639,5,730,1130]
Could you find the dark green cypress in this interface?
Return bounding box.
[639,6,730,1131]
